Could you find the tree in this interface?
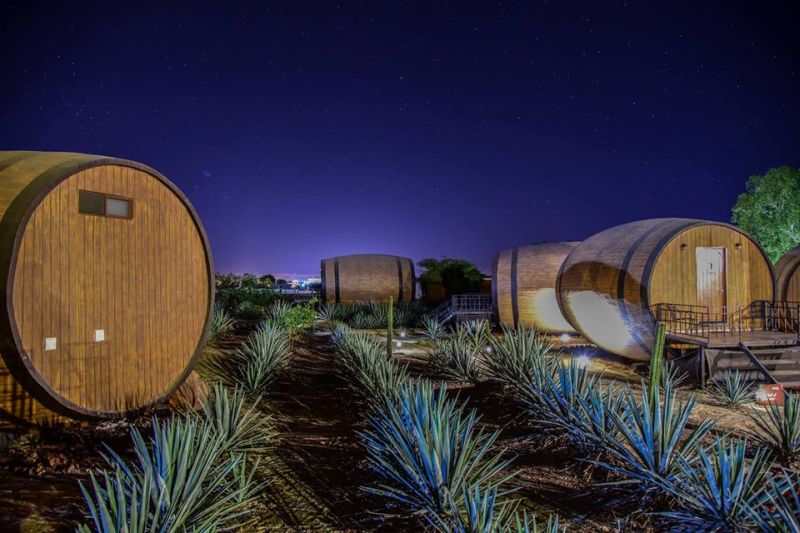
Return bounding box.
[417,257,485,294]
[732,166,800,263]
[259,274,276,287]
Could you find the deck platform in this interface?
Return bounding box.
[667,331,799,349]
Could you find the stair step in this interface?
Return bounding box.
[768,369,800,378]
[718,358,800,369]
[781,381,800,389]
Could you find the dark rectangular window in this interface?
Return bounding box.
[78,190,133,219]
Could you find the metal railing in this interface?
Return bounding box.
[651,300,800,344]
[451,294,493,314]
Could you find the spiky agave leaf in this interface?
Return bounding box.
[429,323,485,383]
[484,324,558,398]
[748,391,800,465]
[434,484,562,533]
[208,303,235,343]
[597,380,715,490]
[334,328,409,408]
[79,415,260,532]
[422,315,446,340]
[266,299,293,322]
[360,380,516,523]
[748,468,800,533]
[660,436,772,530]
[199,383,275,454]
[706,370,756,408]
[317,301,347,324]
[233,321,292,394]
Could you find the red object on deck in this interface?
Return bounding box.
[756,384,784,406]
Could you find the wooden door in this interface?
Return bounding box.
[696,247,727,321]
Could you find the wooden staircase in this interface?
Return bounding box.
[707,345,800,389]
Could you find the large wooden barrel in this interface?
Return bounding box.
[321,254,415,303]
[557,218,774,361]
[0,151,214,426]
[776,246,800,302]
[493,242,579,333]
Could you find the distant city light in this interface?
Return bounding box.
[576,354,591,369]
[400,330,407,338]
[560,333,571,343]
[484,346,493,354]
[396,341,402,348]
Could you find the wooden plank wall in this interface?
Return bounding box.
[7,164,209,417]
[494,242,578,333]
[322,255,414,303]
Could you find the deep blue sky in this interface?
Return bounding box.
[2,2,798,277]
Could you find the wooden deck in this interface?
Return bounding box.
[667,330,800,348]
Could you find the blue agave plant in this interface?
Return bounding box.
[660,436,773,530]
[360,380,516,525]
[597,380,714,491]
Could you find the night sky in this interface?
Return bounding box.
[2,2,798,277]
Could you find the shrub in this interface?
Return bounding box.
[208,303,235,343]
[597,381,714,491]
[484,324,558,399]
[360,380,515,527]
[661,437,772,530]
[429,322,487,383]
[79,415,260,532]
[279,302,316,336]
[748,391,800,464]
[235,300,263,319]
[706,370,756,408]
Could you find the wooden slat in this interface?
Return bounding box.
[0,152,212,424]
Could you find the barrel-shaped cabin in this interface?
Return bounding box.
[556,218,774,361]
[321,254,415,303]
[0,151,214,426]
[493,242,579,333]
[776,246,800,303]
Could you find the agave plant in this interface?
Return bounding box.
[317,302,346,325]
[706,370,756,408]
[660,437,773,530]
[429,323,486,383]
[229,321,292,394]
[199,383,276,454]
[748,391,800,464]
[422,316,446,340]
[597,380,715,490]
[749,468,800,533]
[360,380,516,525]
[484,324,558,399]
[208,303,235,343]
[434,484,561,533]
[79,415,260,533]
[335,328,408,407]
[267,299,293,322]
[526,359,602,443]
[350,311,381,329]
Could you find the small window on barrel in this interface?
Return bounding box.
[78,190,132,219]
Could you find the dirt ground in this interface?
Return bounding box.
[0,323,770,532]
